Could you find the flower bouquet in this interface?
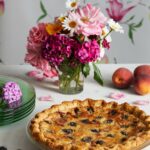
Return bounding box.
[25,0,123,94]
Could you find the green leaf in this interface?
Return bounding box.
[133,19,143,28]
[37,14,47,22]
[92,63,103,86]
[125,15,135,23]
[37,1,48,22]
[128,25,134,44]
[82,64,90,78]
[40,1,47,15]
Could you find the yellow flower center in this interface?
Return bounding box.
[59,16,66,22]
[71,2,77,8]
[102,30,106,36]
[81,17,89,23]
[69,21,77,28]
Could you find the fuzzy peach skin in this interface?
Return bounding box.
[134,74,150,95]
[134,65,150,77]
[112,67,133,89]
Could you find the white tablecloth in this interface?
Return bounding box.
[0,64,149,150]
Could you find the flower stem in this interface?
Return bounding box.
[59,64,83,94]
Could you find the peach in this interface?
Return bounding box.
[134,65,150,77]
[112,67,133,89]
[134,74,150,95]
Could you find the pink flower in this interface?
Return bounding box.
[75,40,100,63]
[76,3,107,36]
[25,23,55,75]
[43,69,58,78]
[106,0,135,22]
[0,0,4,15]
[38,95,53,101]
[108,92,125,100]
[27,23,48,47]
[27,70,58,80]
[132,100,150,106]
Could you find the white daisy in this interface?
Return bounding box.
[108,19,124,33]
[102,26,112,43]
[66,0,79,10]
[62,12,78,35]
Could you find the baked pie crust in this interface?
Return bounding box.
[29,99,150,150]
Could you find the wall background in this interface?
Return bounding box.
[0,0,150,64]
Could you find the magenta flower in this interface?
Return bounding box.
[76,3,107,36]
[106,0,135,22]
[25,23,54,75]
[75,40,100,64]
[0,0,4,16]
[42,34,77,66]
[102,39,110,49]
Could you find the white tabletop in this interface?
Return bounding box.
[0,64,150,150]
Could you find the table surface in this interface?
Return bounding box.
[0,64,150,150]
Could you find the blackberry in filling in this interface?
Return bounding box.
[120,131,128,136]
[81,137,92,143]
[109,109,117,115]
[107,134,114,137]
[62,129,73,134]
[69,122,77,127]
[80,119,90,124]
[87,107,94,114]
[106,119,113,124]
[95,140,104,145]
[91,129,100,133]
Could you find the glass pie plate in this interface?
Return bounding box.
[0,75,36,126]
[27,121,47,150]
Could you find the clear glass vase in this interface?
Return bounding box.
[58,64,84,94]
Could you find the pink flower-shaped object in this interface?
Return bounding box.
[0,0,4,16]
[2,82,22,108]
[27,23,48,45]
[27,70,57,81]
[75,40,100,64]
[106,0,135,22]
[76,3,107,36]
[108,92,125,100]
[38,95,53,101]
[132,100,150,106]
[25,23,55,75]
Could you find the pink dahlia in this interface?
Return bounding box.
[76,3,107,36]
[25,23,55,76]
[75,40,100,64]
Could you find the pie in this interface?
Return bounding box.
[29,99,150,150]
